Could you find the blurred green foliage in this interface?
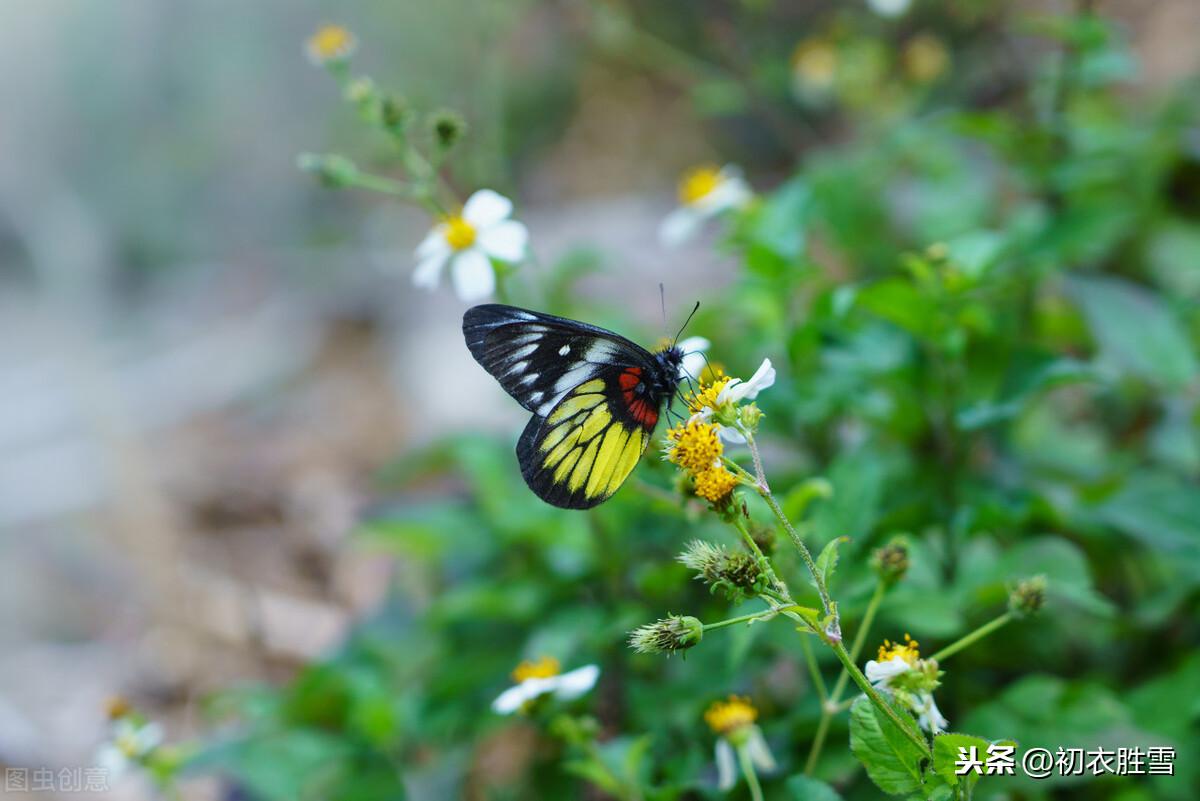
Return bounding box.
[187,3,1198,800]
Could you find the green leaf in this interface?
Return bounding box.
[849,697,928,796]
[931,733,990,790]
[1068,276,1198,388]
[815,536,848,589]
[785,773,845,801]
[856,278,936,340]
[1092,472,1200,581]
[956,358,1100,430]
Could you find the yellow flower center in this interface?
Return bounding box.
[705,695,758,735]
[685,375,731,415]
[443,215,477,251]
[693,466,739,504]
[512,655,561,682]
[877,633,920,666]
[308,25,355,61]
[678,166,723,206]
[666,420,724,474]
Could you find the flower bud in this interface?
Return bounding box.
[297,152,358,188]
[628,614,703,655]
[380,95,409,133]
[430,108,467,150]
[1008,575,1047,618]
[678,541,766,600]
[872,537,910,585]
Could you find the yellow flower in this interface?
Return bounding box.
[511,655,561,682]
[876,633,921,666]
[306,24,357,65]
[666,420,724,474]
[694,466,739,504]
[903,34,950,83]
[678,165,724,206]
[705,695,758,736]
[685,374,731,416]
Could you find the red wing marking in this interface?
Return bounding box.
[619,366,658,429]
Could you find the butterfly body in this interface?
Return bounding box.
[464,304,684,509]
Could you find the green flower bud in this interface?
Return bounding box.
[380,95,409,133]
[628,615,703,655]
[297,152,358,188]
[872,537,910,585]
[1008,575,1047,618]
[430,108,467,150]
[737,403,764,432]
[678,540,766,600]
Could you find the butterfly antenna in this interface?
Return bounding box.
[659,283,668,333]
[672,301,701,347]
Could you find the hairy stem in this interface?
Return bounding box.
[928,612,1013,663]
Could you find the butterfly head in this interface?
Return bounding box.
[651,345,686,394]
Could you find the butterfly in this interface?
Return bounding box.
[463,304,694,509]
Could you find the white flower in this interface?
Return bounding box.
[689,358,776,444]
[714,727,776,790]
[94,719,163,779]
[413,189,529,302]
[864,635,948,734]
[676,336,710,380]
[492,663,599,715]
[867,0,911,17]
[659,165,752,247]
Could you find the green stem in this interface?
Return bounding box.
[800,635,829,702]
[736,743,765,801]
[928,612,1013,663]
[805,580,887,774]
[703,607,780,632]
[829,641,929,755]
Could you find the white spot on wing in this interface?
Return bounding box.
[521,373,538,385]
[559,344,571,356]
[584,340,617,363]
[504,360,528,377]
[528,391,543,404]
[554,363,594,397]
[510,333,541,346]
[508,343,538,361]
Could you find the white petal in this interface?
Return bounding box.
[677,336,710,356]
[492,678,553,714]
[715,738,737,791]
[659,207,705,247]
[450,248,496,302]
[412,251,449,291]
[743,358,776,397]
[688,408,714,426]
[416,225,449,260]
[695,169,752,214]
[745,727,777,772]
[462,189,513,227]
[134,722,164,752]
[552,664,600,700]
[715,424,746,445]
[916,692,948,733]
[864,656,912,685]
[477,220,528,263]
[95,745,128,777]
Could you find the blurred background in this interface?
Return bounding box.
[1,1,1198,800]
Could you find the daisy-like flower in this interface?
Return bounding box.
[863,634,949,733]
[663,420,743,507]
[306,24,357,65]
[413,189,529,302]
[687,359,776,444]
[94,717,164,779]
[659,165,752,247]
[705,696,776,792]
[867,0,912,18]
[491,656,599,715]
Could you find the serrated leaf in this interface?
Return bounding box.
[815,536,848,589]
[931,733,990,789]
[849,696,928,796]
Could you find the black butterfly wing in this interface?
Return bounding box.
[463,304,672,509]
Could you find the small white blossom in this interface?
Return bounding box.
[94,719,163,779]
[413,189,529,302]
[492,664,599,715]
[690,358,775,444]
[864,635,948,733]
[659,165,752,247]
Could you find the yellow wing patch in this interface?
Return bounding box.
[535,380,651,504]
